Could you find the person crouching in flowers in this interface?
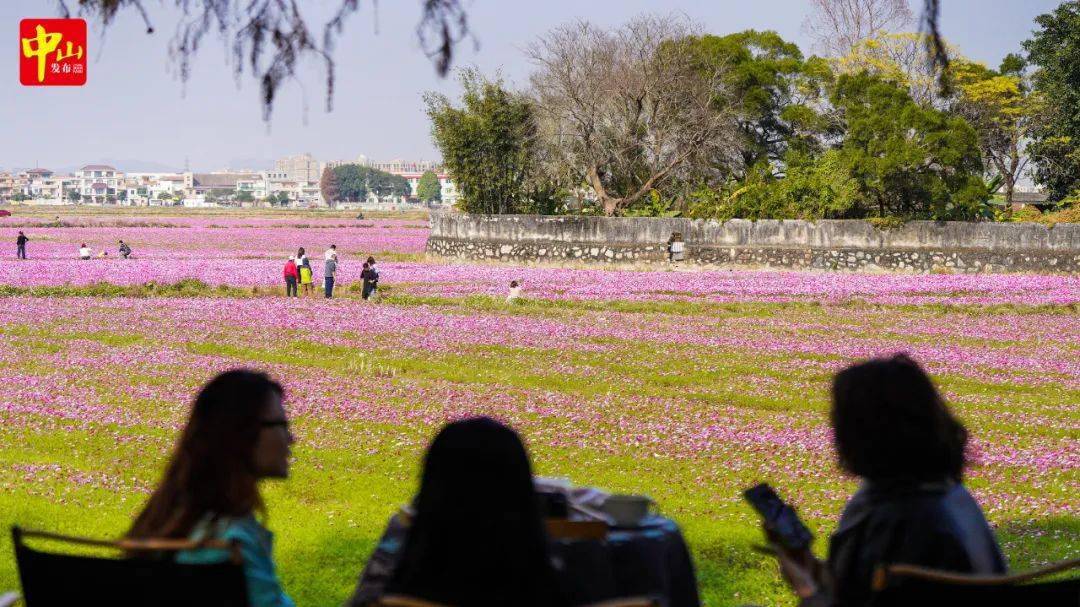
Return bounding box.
[506,280,522,303]
[126,370,296,607]
[78,243,92,260]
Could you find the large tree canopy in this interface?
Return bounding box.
[331,164,411,201]
[527,15,740,215]
[685,30,835,177]
[833,72,987,219]
[1023,1,1080,201]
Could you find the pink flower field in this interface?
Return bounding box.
[0,212,1076,606]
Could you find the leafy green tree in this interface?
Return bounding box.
[236,190,255,202]
[686,30,835,176]
[1023,1,1080,201]
[66,190,81,203]
[426,69,550,214]
[416,170,442,202]
[331,165,411,201]
[949,56,1031,206]
[832,72,988,219]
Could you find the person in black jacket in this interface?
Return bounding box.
[16,231,28,259]
[771,354,1006,607]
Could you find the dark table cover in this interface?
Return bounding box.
[347,513,700,607]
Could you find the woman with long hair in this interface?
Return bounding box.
[771,354,1005,606]
[127,369,296,607]
[385,417,566,607]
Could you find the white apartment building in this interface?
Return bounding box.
[75,164,124,203]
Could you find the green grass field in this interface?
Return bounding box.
[0,289,1076,606]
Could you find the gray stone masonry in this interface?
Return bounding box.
[427,213,1080,273]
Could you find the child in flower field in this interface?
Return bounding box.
[507,280,522,303]
[361,262,376,300]
[299,258,314,297]
[78,243,92,260]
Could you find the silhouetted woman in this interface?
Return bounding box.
[127,369,296,607]
[772,354,1006,606]
[385,417,566,607]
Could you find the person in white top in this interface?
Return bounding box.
[506,280,522,303]
[324,245,338,261]
[78,244,92,260]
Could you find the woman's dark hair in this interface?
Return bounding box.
[127,369,283,539]
[387,417,563,607]
[510,280,519,288]
[367,256,376,264]
[831,354,967,482]
[297,247,305,257]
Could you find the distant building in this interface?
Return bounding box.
[358,156,441,174]
[75,164,123,203]
[274,153,320,182]
[187,171,260,197]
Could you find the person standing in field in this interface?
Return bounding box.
[298,257,314,297]
[118,240,132,259]
[360,263,376,301]
[324,254,338,299]
[296,247,308,269]
[365,256,380,299]
[16,231,28,259]
[283,256,299,298]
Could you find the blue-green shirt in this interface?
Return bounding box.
[177,514,296,607]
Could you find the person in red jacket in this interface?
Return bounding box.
[283,256,299,297]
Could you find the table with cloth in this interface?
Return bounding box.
[347,481,700,607]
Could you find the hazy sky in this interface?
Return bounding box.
[1,0,1061,172]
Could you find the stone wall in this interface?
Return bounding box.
[427,213,1080,273]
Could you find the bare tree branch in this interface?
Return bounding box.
[528,15,740,215]
[803,0,913,55]
[58,0,469,121]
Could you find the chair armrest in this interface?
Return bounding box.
[0,591,20,607]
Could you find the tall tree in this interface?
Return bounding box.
[949,56,1031,206]
[1023,1,1080,201]
[833,72,988,219]
[319,166,340,207]
[426,69,545,214]
[685,30,836,177]
[803,0,913,55]
[528,15,739,215]
[416,170,442,202]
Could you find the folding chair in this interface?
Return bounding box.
[871,557,1080,606]
[11,525,249,607]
